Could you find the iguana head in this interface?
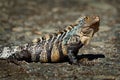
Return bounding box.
[77,16,100,45]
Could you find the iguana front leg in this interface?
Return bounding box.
[68,50,79,65]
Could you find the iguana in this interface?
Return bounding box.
[0,16,100,65]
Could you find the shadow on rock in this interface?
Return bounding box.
[77,54,105,61]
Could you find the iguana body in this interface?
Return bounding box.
[0,16,100,64]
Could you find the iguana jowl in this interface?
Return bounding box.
[0,16,100,64]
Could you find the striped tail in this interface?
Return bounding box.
[0,47,16,59]
[0,44,30,59]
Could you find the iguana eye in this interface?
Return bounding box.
[86,16,89,20]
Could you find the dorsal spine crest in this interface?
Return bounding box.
[62,16,85,44]
[33,16,85,45]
